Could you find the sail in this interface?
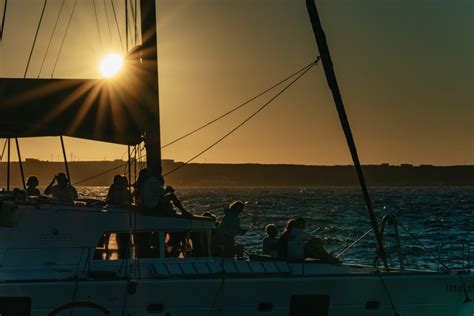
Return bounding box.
[0,74,148,145]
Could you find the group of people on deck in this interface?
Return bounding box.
[20,172,336,261]
[19,168,191,217]
[262,218,339,262]
[21,173,78,202]
[204,201,338,262]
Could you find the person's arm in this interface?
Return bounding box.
[168,192,193,217]
[44,176,56,195]
[302,230,314,241]
[105,186,113,204]
[71,186,78,200]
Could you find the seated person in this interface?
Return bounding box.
[26,176,40,196]
[106,175,132,206]
[277,219,295,259]
[287,218,339,262]
[44,173,78,202]
[135,168,192,217]
[215,201,247,258]
[11,188,27,202]
[262,224,278,257]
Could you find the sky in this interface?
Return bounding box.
[0,0,472,165]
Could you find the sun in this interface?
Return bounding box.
[99,53,124,78]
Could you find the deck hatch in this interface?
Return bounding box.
[0,297,31,316]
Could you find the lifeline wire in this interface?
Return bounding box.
[398,222,472,302]
[164,60,318,177]
[38,0,65,77]
[24,0,48,78]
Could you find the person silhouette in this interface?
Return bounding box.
[44,173,78,202]
[26,176,40,196]
[106,175,132,206]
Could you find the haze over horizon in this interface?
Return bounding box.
[0,0,472,166]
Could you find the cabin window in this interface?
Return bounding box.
[289,295,330,316]
[95,232,160,260]
[164,231,211,258]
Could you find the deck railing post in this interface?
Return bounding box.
[6,138,10,191]
[15,138,26,190]
[60,136,71,183]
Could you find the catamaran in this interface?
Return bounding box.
[0,1,472,315]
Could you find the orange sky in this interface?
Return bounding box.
[0,0,473,165]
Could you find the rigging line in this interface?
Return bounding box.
[93,0,103,52]
[38,0,65,77]
[24,0,48,78]
[161,59,318,149]
[125,0,128,50]
[51,0,78,77]
[70,61,316,184]
[164,61,317,177]
[0,138,7,161]
[133,0,137,44]
[73,162,126,185]
[103,0,112,46]
[376,272,400,316]
[0,0,7,42]
[73,146,138,186]
[129,0,137,45]
[109,0,124,51]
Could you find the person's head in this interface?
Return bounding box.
[229,200,245,214]
[56,173,68,186]
[265,224,277,238]
[120,176,129,187]
[202,212,218,224]
[138,168,148,180]
[294,217,306,229]
[137,168,149,185]
[285,219,296,232]
[113,175,122,185]
[26,176,39,188]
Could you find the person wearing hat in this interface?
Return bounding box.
[215,201,248,258]
[44,172,78,202]
[26,176,40,196]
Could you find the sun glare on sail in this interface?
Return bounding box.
[99,53,124,78]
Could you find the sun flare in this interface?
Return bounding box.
[99,53,124,78]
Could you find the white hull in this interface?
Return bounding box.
[1,269,472,315]
[1,204,472,316]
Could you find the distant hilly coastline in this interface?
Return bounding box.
[0,159,472,187]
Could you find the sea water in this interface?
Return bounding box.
[78,186,473,271]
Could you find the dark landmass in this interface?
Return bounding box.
[0,159,472,187]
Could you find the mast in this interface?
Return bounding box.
[140,0,162,177]
[305,0,388,268]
